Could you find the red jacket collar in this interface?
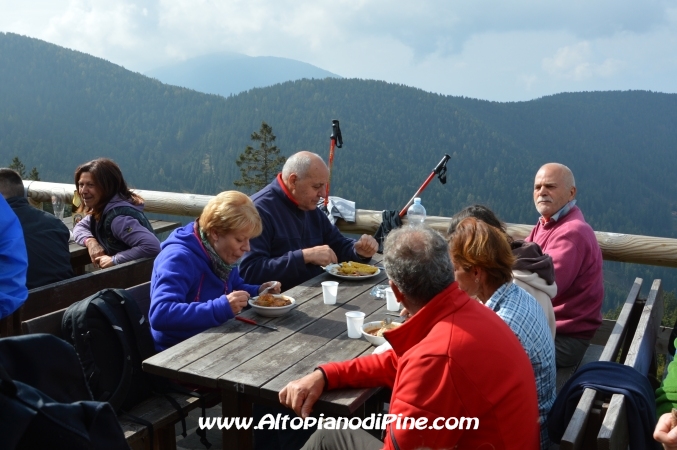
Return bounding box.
[276,173,299,206]
[385,282,470,356]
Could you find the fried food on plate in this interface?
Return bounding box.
[334,261,378,276]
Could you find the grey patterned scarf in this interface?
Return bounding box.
[196,221,237,282]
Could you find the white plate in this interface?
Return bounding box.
[325,263,381,280]
[248,295,296,317]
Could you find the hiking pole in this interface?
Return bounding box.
[324,119,343,207]
[398,154,451,217]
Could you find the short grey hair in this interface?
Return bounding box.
[383,226,454,308]
[281,152,324,180]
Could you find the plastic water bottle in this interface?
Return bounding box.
[406,198,426,226]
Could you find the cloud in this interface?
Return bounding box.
[542,42,625,80]
[332,0,671,58]
[31,0,675,67]
[2,0,676,100]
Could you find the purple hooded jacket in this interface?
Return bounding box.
[72,194,160,264]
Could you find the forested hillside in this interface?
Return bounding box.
[2,32,677,310]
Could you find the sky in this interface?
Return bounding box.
[1,0,676,102]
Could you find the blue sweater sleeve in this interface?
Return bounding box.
[0,198,28,319]
[229,267,260,297]
[149,246,233,333]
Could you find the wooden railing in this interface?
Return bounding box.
[24,180,677,268]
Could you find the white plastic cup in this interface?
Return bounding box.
[345,311,366,338]
[321,281,339,305]
[385,287,400,311]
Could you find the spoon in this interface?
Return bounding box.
[259,281,279,296]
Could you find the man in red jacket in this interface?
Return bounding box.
[280,226,540,450]
[525,163,604,368]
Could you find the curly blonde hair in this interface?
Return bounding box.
[199,191,262,237]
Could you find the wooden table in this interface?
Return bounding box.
[143,255,394,449]
[63,216,180,272]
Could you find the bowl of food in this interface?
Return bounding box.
[248,294,296,317]
[362,320,402,346]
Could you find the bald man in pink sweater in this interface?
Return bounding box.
[526,163,604,368]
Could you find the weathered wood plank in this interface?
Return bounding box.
[596,279,664,449]
[180,277,384,388]
[597,394,628,450]
[559,278,645,449]
[560,389,599,450]
[255,294,395,415]
[120,392,206,446]
[599,278,643,362]
[21,308,65,336]
[142,255,384,378]
[258,328,382,415]
[220,287,384,396]
[624,279,663,373]
[22,257,154,321]
[142,279,333,381]
[23,180,677,268]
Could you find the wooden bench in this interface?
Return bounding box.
[0,257,154,338]
[596,278,663,449]
[558,277,646,449]
[21,281,215,450]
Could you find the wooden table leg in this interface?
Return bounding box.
[221,390,253,450]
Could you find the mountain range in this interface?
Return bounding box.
[145,52,340,98]
[1,31,676,309]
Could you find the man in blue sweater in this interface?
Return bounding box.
[0,195,28,319]
[240,151,378,290]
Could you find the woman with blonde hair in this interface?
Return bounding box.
[449,217,556,450]
[149,191,280,351]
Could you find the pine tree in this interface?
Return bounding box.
[8,156,40,180]
[28,167,40,181]
[234,122,286,193]
[8,156,26,178]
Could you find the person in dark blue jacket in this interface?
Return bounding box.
[0,168,74,289]
[149,191,280,351]
[0,195,28,319]
[240,151,378,289]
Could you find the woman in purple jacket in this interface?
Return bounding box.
[72,158,160,268]
[149,191,280,351]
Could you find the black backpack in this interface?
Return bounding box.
[61,288,213,449]
[61,288,156,413]
[0,333,129,450]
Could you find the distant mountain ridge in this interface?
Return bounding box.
[2,32,677,309]
[145,52,341,97]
